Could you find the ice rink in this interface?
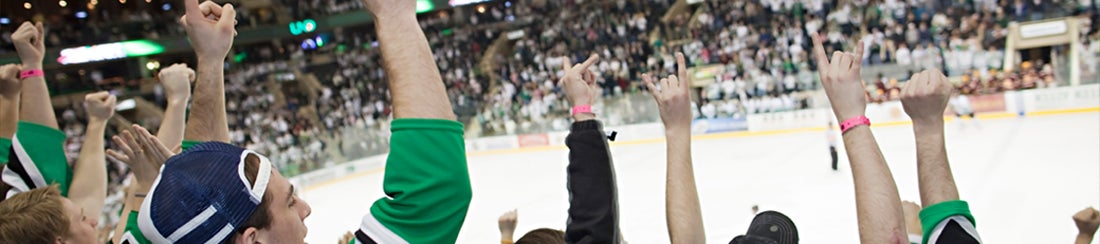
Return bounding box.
[301,111,1099,244]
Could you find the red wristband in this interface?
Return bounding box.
[571,105,593,116]
[839,115,870,134]
[19,69,43,79]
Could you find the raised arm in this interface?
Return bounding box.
[899,70,959,207]
[157,64,195,151]
[367,0,454,120]
[0,64,20,141]
[560,54,622,243]
[645,53,705,244]
[12,22,56,129]
[355,1,470,243]
[1074,207,1100,244]
[69,92,116,223]
[900,70,983,244]
[498,210,518,244]
[106,125,175,244]
[181,0,235,143]
[812,33,907,243]
[0,65,20,165]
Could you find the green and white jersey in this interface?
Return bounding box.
[920,200,981,244]
[354,119,472,244]
[2,121,72,198]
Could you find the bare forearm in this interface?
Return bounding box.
[843,127,907,244]
[111,181,138,244]
[159,100,188,150]
[913,122,959,208]
[665,130,705,244]
[375,16,454,120]
[1076,233,1095,244]
[18,75,58,129]
[0,96,18,138]
[184,61,229,142]
[71,120,108,222]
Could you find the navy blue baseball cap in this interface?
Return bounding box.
[138,142,273,243]
[730,211,799,244]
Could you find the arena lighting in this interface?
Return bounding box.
[24,2,32,9]
[289,19,317,36]
[415,0,434,13]
[58,40,165,65]
[0,18,10,25]
[115,99,136,111]
[75,11,88,19]
[59,0,68,7]
[449,0,491,7]
[161,3,171,11]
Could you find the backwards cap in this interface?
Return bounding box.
[137,142,272,244]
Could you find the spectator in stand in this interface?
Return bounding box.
[644,52,706,243]
[131,1,473,243]
[901,69,983,243]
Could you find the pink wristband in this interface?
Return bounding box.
[571,105,593,116]
[839,115,870,134]
[19,69,44,79]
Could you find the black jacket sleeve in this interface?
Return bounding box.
[564,120,621,244]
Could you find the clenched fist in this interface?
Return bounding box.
[0,64,21,98]
[84,91,117,122]
[644,52,693,131]
[812,33,866,121]
[1074,207,1100,237]
[498,209,518,241]
[11,22,46,69]
[180,0,237,60]
[158,63,196,104]
[900,69,953,126]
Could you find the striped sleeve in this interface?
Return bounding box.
[2,122,71,198]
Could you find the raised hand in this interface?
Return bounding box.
[812,33,866,121]
[1074,207,1100,237]
[644,52,693,131]
[0,64,21,98]
[900,69,952,125]
[11,22,45,68]
[498,209,518,242]
[180,0,237,60]
[158,63,196,104]
[107,125,175,189]
[362,0,417,22]
[84,91,117,122]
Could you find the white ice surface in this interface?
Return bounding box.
[302,112,1100,244]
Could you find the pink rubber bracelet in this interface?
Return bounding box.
[571,105,593,116]
[19,69,43,79]
[839,115,871,134]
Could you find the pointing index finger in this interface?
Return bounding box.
[811,33,829,70]
[184,0,202,21]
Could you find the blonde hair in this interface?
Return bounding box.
[0,186,70,243]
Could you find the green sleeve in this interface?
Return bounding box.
[361,119,472,243]
[0,138,10,165]
[180,140,203,152]
[11,121,71,196]
[120,211,151,244]
[919,200,976,244]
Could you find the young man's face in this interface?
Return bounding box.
[256,170,312,243]
[60,197,97,244]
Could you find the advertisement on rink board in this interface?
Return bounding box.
[691,117,749,134]
[517,133,550,148]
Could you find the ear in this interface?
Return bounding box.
[232,227,260,244]
[55,237,64,244]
